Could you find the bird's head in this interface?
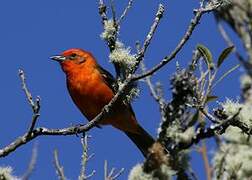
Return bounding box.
[51,48,96,73]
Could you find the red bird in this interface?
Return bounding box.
[51,48,154,157]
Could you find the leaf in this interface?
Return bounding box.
[206,95,218,103]
[197,44,214,69]
[217,45,234,68]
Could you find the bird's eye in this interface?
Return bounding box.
[69,53,77,60]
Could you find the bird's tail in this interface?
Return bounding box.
[125,125,155,158]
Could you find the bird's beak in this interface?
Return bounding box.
[50,55,66,62]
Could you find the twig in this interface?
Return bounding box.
[79,135,95,180]
[118,0,134,24]
[109,0,116,24]
[104,160,124,180]
[177,108,244,150]
[19,69,41,136]
[212,64,240,88]
[199,107,220,123]
[198,141,212,180]
[132,4,165,72]
[140,62,166,121]
[21,143,38,180]
[98,0,108,25]
[132,3,221,81]
[53,150,66,180]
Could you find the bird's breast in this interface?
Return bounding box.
[66,68,114,120]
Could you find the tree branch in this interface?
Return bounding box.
[104,160,124,180]
[53,150,66,180]
[118,0,134,24]
[21,143,38,180]
[177,108,243,150]
[19,69,40,135]
[98,0,108,25]
[198,141,212,180]
[131,4,164,72]
[132,3,221,81]
[140,62,166,122]
[79,135,95,180]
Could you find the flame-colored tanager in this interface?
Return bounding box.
[51,48,154,157]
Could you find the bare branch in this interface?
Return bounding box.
[79,135,95,180]
[212,64,240,88]
[197,141,212,180]
[21,143,38,180]
[19,69,41,135]
[141,62,166,121]
[177,108,244,150]
[19,69,36,110]
[98,0,108,25]
[199,107,220,123]
[132,4,164,72]
[118,0,134,24]
[104,160,124,180]
[109,0,116,24]
[132,3,221,81]
[53,150,66,180]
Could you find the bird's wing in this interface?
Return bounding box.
[96,64,136,117]
[96,65,118,93]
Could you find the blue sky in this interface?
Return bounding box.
[0,0,242,179]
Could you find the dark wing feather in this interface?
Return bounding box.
[96,65,136,117]
[97,65,118,93]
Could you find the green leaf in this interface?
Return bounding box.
[197,44,214,69]
[206,95,218,103]
[217,45,234,68]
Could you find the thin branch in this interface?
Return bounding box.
[199,107,220,123]
[98,0,108,25]
[104,160,124,180]
[198,141,212,180]
[79,135,95,180]
[21,143,38,180]
[118,0,134,24]
[177,108,244,150]
[79,136,88,180]
[132,4,164,72]
[141,62,166,121]
[104,160,108,180]
[109,0,116,24]
[212,64,240,88]
[53,150,66,180]
[19,69,41,135]
[132,3,221,81]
